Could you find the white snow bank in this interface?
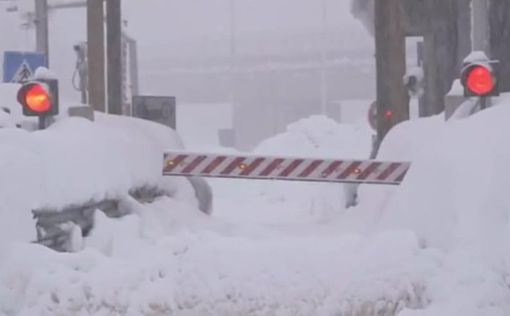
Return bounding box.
[0,223,435,316]
[376,104,510,251]
[343,103,510,315]
[0,114,196,251]
[3,103,510,315]
[255,115,372,159]
[211,115,373,223]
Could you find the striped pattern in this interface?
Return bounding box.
[163,152,411,185]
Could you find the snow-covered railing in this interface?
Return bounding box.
[0,109,211,252]
[33,186,168,252]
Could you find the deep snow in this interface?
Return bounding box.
[0,109,198,254]
[0,92,510,315]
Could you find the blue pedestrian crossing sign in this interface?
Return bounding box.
[3,51,47,83]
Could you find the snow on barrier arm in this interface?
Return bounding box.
[163,151,411,185]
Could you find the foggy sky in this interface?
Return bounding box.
[0,0,373,99]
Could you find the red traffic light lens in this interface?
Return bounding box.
[466,65,495,96]
[24,84,51,113]
[384,110,394,120]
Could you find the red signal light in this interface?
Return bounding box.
[24,84,51,113]
[17,79,59,123]
[466,65,495,96]
[384,110,394,120]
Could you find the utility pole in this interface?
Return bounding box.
[374,0,409,143]
[106,0,123,115]
[87,0,106,112]
[34,0,49,66]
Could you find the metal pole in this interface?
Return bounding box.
[480,96,488,110]
[35,0,49,66]
[87,0,106,112]
[75,44,88,104]
[320,0,328,115]
[38,115,48,130]
[129,41,139,98]
[416,41,426,117]
[229,0,237,107]
[106,0,123,115]
[124,35,139,97]
[472,0,490,54]
[122,34,139,116]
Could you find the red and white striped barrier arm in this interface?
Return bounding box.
[163,152,411,185]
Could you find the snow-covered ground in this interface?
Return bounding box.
[1,87,510,315]
[0,94,199,253]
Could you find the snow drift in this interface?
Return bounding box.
[0,113,198,252]
[348,101,510,315]
[210,115,373,224]
[2,98,510,315]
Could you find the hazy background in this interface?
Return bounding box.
[0,0,377,149]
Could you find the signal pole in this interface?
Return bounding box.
[34,0,49,66]
[374,0,409,143]
[106,0,123,115]
[472,0,490,54]
[87,0,106,112]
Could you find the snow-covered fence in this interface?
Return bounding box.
[0,111,209,252]
[33,186,160,251]
[33,179,212,252]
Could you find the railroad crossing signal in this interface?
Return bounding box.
[461,60,499,97]
[368,101,394,132]
[17,79,59,130]
[163,152,411,185]
[17,80,59,117]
